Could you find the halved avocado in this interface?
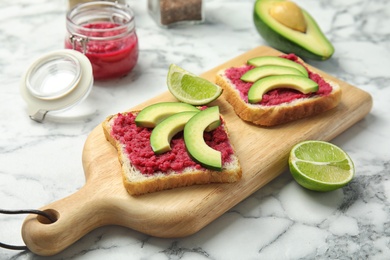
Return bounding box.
[241,64,306,82]
[184,106,222,171]
[247,56,308,77]
[135,102,199,128]
[253,0,334,60]
[150,111,199,154]
[248,75,319,103]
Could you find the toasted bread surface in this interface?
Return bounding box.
[102,111,241,195]
[215,57,342,126]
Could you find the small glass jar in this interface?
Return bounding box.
[67,0,126,10]
[148,0,204,27]
[65,1,139,80]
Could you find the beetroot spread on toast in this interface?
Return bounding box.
[224,54,333,106]
[110,112,234,175]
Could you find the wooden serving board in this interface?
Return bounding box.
[22,46,373,256]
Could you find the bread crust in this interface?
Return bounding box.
[216,67,342,126]
[102,111,242,196]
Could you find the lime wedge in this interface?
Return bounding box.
[167,64,223,105]
[289,140,354,192]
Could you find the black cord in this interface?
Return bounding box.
[0,209,56,250]
[0,242,27,251]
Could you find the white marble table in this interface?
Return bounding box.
[1,0,389,259]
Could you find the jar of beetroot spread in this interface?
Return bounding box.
[65,1,139,80]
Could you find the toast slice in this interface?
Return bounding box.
[102,110,242,195]
[215,54,342,126]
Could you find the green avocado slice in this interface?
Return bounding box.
[135,102,199,128]
[241,65,306,82]
[150,111,199,154]
[248,75,319,104]
[253,0,334,60]
[184,106,222,171]
[247,56,308,77]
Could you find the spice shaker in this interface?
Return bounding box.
[65,1,139,80]
[148,0,204,27]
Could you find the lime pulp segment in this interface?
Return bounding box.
[292,159,352,184]
[292,141,350,162]
[172,73,219,99]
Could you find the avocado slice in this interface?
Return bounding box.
[135,102,199,128]
[247,75,319,104]
[247,56,308,77]
[253,0,334,60]
[184,106,222,171]
[241,65,306,83]
[150,111,198,154]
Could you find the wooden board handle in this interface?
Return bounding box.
[21,184,110,256]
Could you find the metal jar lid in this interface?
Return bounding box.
[20,49,93,122]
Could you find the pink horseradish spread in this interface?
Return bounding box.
[224,54,333,106]
[65,22,139,80]
[111,112,234,175]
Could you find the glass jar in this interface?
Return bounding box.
[65,1,139,80]
[68,0,126,10]
[148,0,204,27]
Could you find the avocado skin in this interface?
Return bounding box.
[241,65,305,82]
[253,0,334,61]
[135,102,199,128]
[184,106,222,171]
[247,75,319,103]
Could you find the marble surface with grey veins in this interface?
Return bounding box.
[0,0,389,259]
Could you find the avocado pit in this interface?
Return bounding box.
[269,1,307,33]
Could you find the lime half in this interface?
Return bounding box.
[167,64,223,105]
[289,140,354,192]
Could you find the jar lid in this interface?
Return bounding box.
[20,49,93,122]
